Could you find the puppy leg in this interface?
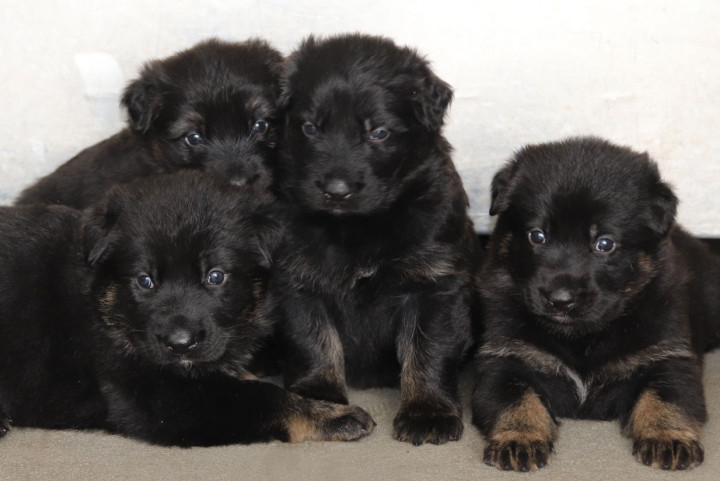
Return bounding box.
[472,357,562,471]
[105,376,373,446]
[625,390,703,469]
[393,292,468,445]
[482,390,557,471]
[622,358,706,470]
[285,394,377,443]
[277,293,348,404]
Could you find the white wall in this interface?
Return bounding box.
[2,0,719,235]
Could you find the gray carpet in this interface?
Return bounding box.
[3,351,720,481]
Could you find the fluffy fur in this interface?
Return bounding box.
[16,38,283,208]
[0,172,374,446]
[472,137,720,471]
[270,34,481,445]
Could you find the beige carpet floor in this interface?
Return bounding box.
[4,351,720,481]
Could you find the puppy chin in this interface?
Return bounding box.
[141,337,229,370]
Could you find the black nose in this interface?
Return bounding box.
[322,179,352,201]
[159,328,199,354]
[545,288,575,311]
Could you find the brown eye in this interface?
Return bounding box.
[302,122,318,137]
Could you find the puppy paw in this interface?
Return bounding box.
[483,439,553,471]
[627,390,703,470]
[632,437,703,470]
[483,390,558,471]
[319,404,377,442]
[287,400,375,442]
[392,407,463,445]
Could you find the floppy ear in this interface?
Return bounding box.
[411,70,453,132]
[388,63,453,133]
[83,196,122,267]
[645,177,678,237]
[489,161,518,216]
[121,63,166,134]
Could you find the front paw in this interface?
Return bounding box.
[484,439,553,471]
[482,390,557,471]
[287,400,376,442]
[627,389,704,470]
[633,438,704,470]
[393,407,463,445]
[320,404,377,442]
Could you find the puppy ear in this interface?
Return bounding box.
[121,63,166,134]
[412,71,453,132]
[645,175,678,237]
[83,195,122,266]
[489,161,518,216]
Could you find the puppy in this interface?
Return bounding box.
[16,38,283,209]
[472,137,720,471]
[0,172,374,446]
[271,34,481,445]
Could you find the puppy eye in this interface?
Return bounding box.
[595,237,616,253]
[369,128,389,142]
[528,229,546,246]
[206,269,226,286]
[185,133,205,146]
[252,120,269,135]
[137,274,154,290]
[302,122,318,137]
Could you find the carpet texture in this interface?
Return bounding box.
[3,350,720,481]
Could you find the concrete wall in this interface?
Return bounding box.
[2,0,718,234]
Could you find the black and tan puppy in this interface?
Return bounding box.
[271,34,481,445]
[16,38,283,208]
[0,172,374,446]
[472,137,720,471]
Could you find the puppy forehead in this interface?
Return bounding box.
[305,77,394,117]
[171,85,274,133]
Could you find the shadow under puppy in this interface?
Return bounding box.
[0,172,374,446]
[472,137,720,471]
[16,38,283,209]
[271,34,481,445]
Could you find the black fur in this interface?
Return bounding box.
[0,172,374,446]
[271,33,481,445]
[16,38,283,209]
[472,137,720,470]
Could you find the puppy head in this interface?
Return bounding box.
[84,171,276,375]
[122,38,284,192]
[278,33,453,215]
[489,137,677,336]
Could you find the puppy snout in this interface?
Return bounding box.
[321,178,352,201]
[157,316,207,355]
[544,288,575,312]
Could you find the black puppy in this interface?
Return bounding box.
[271,34,481,445]
[0,172,374,446]
[472,137,720,471]
[16,38,283,208]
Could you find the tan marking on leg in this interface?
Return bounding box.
[285,398,375,443]
[626,390,703,470]
[485,390,558,471]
